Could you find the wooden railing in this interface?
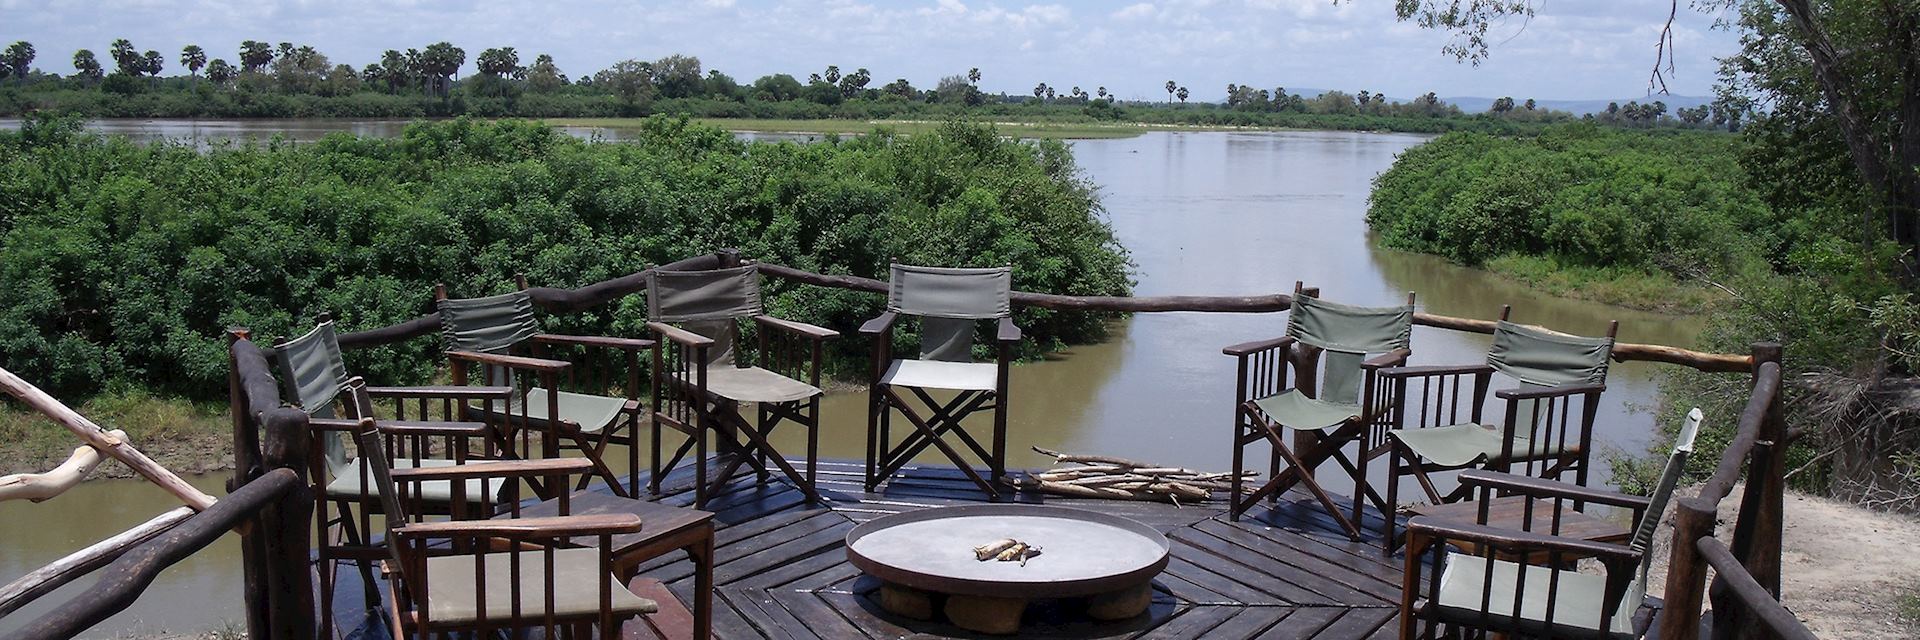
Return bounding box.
[1658,344,1816,640]
[2,248,1799,639]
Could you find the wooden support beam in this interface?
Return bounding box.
[0,366,217,512]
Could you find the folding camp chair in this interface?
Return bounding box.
[1224,285,1413,538]
[269,317,512,639]
[354,427,659,639]
[436,277,654,498]
[1382,308,1617,546]
[1398,409,1702,639]
[646,264,837,508]
[863,263,1021,498]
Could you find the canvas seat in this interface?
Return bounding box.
[648,264,836,507]
[422,548,659,624]
[1387,422,1577,468]
[1433,554,1640,638]
[474,388,630,436]
[864,263,1022,498]
[879,359,999,391]
[325,458,497,501]
[1224,284,1413,539]
[1382,308,1617,548]
[1399,409,1704,640]
[436,281,654,498]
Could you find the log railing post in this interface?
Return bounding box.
[259,407,316,640]
[1661,495,1718,640]
[1730,343,1787,640]
[225,328,271,640]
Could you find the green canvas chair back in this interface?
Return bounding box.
[1285,294,1414,405]
[885,264,1012,363]
[273,320,352,473]
[1634,407,1703,586]
[438,290,541,355]
[438,290,542,387]
[1488,320,1614,388]
[647,264,764,367]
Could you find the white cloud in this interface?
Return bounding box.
[1112,2,1155,20]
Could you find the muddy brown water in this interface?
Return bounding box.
[0,126,1702,637]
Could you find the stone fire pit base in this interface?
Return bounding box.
[877,581,1154,635]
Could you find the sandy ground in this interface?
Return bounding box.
[1646,484,1920,639]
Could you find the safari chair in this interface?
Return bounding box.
[863,263,1021,498]
[645,264,836,508]
[436,276,655,497]
[1382,308,1617,546]
[354,427,659,639]
[271,317,519,637]
[1397,408,1703,639]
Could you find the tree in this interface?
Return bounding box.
[752,73,803,101]
[476,47,521,78]
[205,59,235,86]
[179,45,206,78]
[420,42,465,96]
[652,54,703,98]
[882,78,916,100]
[378,50,411,93]
[109,39,140,76]
[1176,86,1189,104]
[1523,98,1536,111]
[1226,83,1239,106]
[1033,82,1046,100]
[1097,86,1108,100]
[238,40,273,73]
[1165,79,1176,103]
[593,59,655,111]
[2,42,32,83]
[823,64,841,85]
[1491,96,1514,114]
[838,67,870,98]
[968,67,981,85]
[936,74,980,105]
[140,50,163,80]
[1045,85,1057,101]
[525,54,567,92]
[72,49,102,82]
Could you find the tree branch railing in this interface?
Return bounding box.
[1659,343,1814,640]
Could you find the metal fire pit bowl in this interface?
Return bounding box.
[845,504,1171,599]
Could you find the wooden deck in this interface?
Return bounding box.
[328,457,1415,640]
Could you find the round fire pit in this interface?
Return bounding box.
[845,504,1171,635]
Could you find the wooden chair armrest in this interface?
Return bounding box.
[1406,517,1641,563]
[1223,335,1296,357]
[1457,470,1653,510]
[1495,382,1607,400]
[647,322,714,348]
[531,333,656,351]
[364,385,514,401]
[372,420,496,438]
[859,311,899,335]
[1379,363,1497,379]
[753,315,839,340]
[390,458,593,482]
[445,350,571,373]
[996,317,1023,343]
[1361,348,1412,370]
[396,513,643,539]
[308,417,370,433]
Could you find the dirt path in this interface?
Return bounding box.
[1648,484,1920,638]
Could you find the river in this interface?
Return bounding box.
[0,121,1702,637]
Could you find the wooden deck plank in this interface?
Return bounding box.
[1186,519,1398,603]
[1196,605,1293,640]
[1308,607,1397,640]
[1131,605,1240,639]
[1253,606,1344,639]
[721,587,820,640]
[1168,528,1347,606]
[768,590,879,640]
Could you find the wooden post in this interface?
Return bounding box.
[1661,496,1718,640]
[0,366,218,511]
[259,407,316,640]
[1730,344,1786,640]
[226,329,271,640]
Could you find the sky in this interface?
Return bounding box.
[6,0,1745,102]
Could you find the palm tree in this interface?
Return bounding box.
[2,42,33,83]
[1033,82,1046,100]
[71,49,102,82]
[1165,80,1175,104]
[205,58,235,86]
[180,45,206,78]
[1176,86,1189,104]
[968,67,981,85]
[1097,86,1108,100]
[110,39,139,75]
[239,40,273,73]
[140,50,164,84]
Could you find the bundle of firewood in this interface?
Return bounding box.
[1013,447,1255,505]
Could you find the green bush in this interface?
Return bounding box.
[0,114,1132,399]
[1367,124,1775,281]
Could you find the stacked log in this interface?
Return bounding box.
[1014,447,1253,505]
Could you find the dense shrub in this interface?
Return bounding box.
[1366,124,1777,279]
[0,115,1132,398]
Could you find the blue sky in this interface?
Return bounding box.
[7,0,1743,101]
